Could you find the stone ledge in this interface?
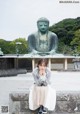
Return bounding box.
[0,69,27,77]
[9,91,80,114]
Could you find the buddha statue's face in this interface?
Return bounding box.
[37,21,49,34]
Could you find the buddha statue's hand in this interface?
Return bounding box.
[49,50,56,55]
[31,50,38,55]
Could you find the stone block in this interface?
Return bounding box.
[9,91,80,114]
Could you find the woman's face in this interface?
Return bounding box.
[38,63,46,71]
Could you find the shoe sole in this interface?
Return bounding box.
[42,112,47,114]
[38,113,42,114]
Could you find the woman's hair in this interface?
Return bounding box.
[37,59,48,67]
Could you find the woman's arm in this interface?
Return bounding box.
[32,68,42,86]
[45,68,51,84]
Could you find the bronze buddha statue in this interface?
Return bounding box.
[28,17,58,55]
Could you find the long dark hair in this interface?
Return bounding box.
[37,59,48,67]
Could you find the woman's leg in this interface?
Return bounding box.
[38,86,48,114]
[29,85,49,111]
[38,105,43,114]
[43,85,56,111]
[39,86,48,105]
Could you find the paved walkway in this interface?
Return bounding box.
[0,71,80,91]
[0,71,80,112]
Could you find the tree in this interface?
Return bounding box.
[70,29,80,55]
[0,39,11,54]
[10,38,28,54]
[0,38,28,54]
[49,17,80,54]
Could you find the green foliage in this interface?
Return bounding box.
[49,17,80,54]
[0,39,11,54]
[0,38,28,54]
[57,42,72,54]
[10,38,28,54]
[70,29,80,55]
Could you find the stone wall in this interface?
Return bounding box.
[0,69,27,77]
[0,58,32,71]
[9,91,80,114]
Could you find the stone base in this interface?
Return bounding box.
[9,91,80,114]
[0,69,27,77]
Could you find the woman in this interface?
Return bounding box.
[29,59,56,114]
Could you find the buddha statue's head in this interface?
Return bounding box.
[37,17,49,34]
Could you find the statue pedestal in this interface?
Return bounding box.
[22,54,80,71]
[0,54,80,71]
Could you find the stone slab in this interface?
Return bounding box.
[9,91,80,114]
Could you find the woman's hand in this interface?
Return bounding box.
[39,70,45,76]
[39,69,45,76]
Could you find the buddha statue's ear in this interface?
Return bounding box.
[37,22,39,28]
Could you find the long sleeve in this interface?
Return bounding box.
[45,68,51,84]
[32,68,41,85]
[32,67,51,86]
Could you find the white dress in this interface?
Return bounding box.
[29,73,56,111]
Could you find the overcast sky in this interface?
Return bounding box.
[0,0,80,41]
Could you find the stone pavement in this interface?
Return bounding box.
[0,71,80,114]
[18,71,80,91]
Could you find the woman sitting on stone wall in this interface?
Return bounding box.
[29,59,56,114]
